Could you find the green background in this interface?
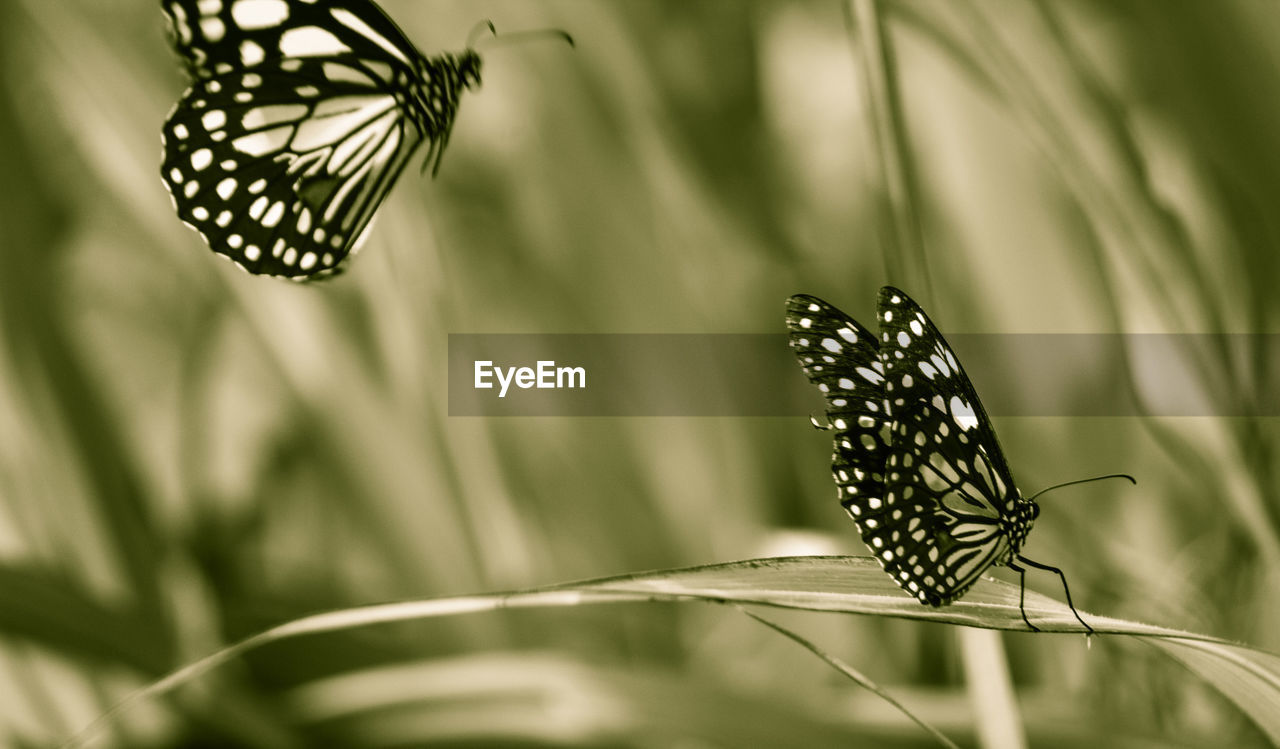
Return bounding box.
[0,0,1277,746]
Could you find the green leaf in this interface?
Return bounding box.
[1147,638,1280,746]
[66,556,1280,746]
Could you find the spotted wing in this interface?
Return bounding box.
[873,286,1024,605]
[161,0,425,79]
[162,58,424,277]
[785,295,893,536]
[161,0,435,278]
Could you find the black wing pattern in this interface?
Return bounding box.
[786,294,891,511]
[787,288,1038,607]
[161,0,424,79]
[875,286,1034,605]
[160,0,477,279]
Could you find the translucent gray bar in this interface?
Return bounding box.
[448,333,1275,416]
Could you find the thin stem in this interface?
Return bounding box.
[740,608,961,749]
[846,0,934,302]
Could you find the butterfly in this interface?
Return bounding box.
[787,287,1130,632]
[159,1,567,280]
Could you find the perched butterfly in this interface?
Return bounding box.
[159,1,570,279]
[786,287,1131,632]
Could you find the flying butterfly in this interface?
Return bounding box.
[159,0,572,279]
[786,287,1132,632]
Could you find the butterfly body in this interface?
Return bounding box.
[787,287,1087,629]
[402,50,481,170]
[160,0,484,279]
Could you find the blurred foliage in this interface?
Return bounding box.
[0,0,1277,746]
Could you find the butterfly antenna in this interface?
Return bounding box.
[476,27,575,50]
[1026,473,1135,503]
[466,20,497,48]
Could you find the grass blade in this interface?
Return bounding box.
[64,555,1280,747]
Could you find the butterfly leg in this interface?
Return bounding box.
[1005,560,1041,632]
[1016,556,1094,635]
[420,138,441,176]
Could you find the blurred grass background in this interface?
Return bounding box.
[0,0,1277,746]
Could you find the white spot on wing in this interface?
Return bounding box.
[330,7,412,66]
[950,396,978,430]
[279,26,352,57]
[216,177,237,199]
[262,201,285,228]
[201,110,226,130]
[232,125,293,156]
[230,0,289,29]
[322,62,375,87]
[855,366,883,385]
[240,40,265,66]
[170,4,193,44]
[190,148,213,170]
[242,103,309,130]
[199,17,226,42]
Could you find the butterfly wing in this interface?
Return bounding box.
[161,0,425,79]
[162,59,423,277]
[874,286,1027,605]
[785,295,894,541]
[161,0,431,278]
